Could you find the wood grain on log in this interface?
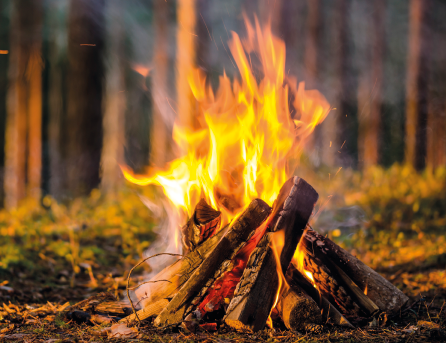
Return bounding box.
[120,298,170,324]
[286,263,353,327]
[154,199,271,328]
[181,198,221,253]
[133,224,229,311]
[225,176,319,332]
[276,284,323,332]
[304,229,409,315]
[299,231,379,317]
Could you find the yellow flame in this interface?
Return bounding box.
[122,19,330,230]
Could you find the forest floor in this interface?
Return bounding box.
[0,165,445,342]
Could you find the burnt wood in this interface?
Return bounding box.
[224,176,319,332]
[133,224,230,314]
[304,229,409,315]
[181,198,221,253]
[299,230,379,317]
[154,199,271,328]
[286,263,353,327]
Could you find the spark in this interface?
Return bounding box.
[220,36,236,69]
[166,97,178,115]
[80,44,96,46]
[200,12,212,40]
[335,167,342,176]
[222,20,230,40]
[0,50,8,54]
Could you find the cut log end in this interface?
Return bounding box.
[278,286,323,332]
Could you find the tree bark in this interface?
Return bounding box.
[154,199,271,328]
[65,0,105,196]
[5,0,43,208]
[405,0,430,170]
[358,0,385,169]
[101,0,125,192]
[176,0,196,136]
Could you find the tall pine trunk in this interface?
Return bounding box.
[358,0,385,169]
[176,0,196,137]
[65,0,105,197]
[4,0,43,208]
[405,0,430,171]
[101,0,125,192]
[150,0,170,168]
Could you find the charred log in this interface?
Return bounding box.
[154,198,271,328]
[299,231,379,317]
[181,198,221,253]
[224,176,318,332]
[304,229,409,315]
[286,263,353,327]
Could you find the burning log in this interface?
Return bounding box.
[224,176,319,332]
[276,284,323,332]
[154,198,271,328]
[299,230,380,317]
[133,223,230,314]
[181,198,221,253]
[303,229,409,315]
[286,263,353,327]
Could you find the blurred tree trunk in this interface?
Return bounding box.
[101,0,125,192]
[4,0,42,208]
[304,0,321,165]
[176,0,196,137]
[0,0,10,207]
[46,0,68,199]
[65,0,105,197]
[426,0,446,170]
[150,0,170,168]
[358,0,385,169]
[405,0,430,171]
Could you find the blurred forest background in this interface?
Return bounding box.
[0,0,445,210]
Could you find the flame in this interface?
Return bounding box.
[364,283,368,295]
[122,19,329,245]
[292,229,317,288]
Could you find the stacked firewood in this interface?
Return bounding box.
[100,176,408,332]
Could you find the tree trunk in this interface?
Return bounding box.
[358,0,385,169]
[405,0,430,171]
[0,0,11,207]
[176,0,196,136]
[150,0,170,168]
[5,0,43,208]
[65,0,105,196]
[101,0,125,192]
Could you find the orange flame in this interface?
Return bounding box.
[122,19,330,246]
[292,229,317,288]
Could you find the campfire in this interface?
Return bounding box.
[110,20,408,333]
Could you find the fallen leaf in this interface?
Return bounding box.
[418,320,440,329]
[108,323,139,338]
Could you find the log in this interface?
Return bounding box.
[299,231,379,317]
[154,198,271,328]
[276,284,323,332]
[304,229,409,315]
[286,263,353,327]
[224,176,319,332]
[133,223,230,311]
[120,298,170,324]
[181,198,221,253]
[224,233,279,332]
